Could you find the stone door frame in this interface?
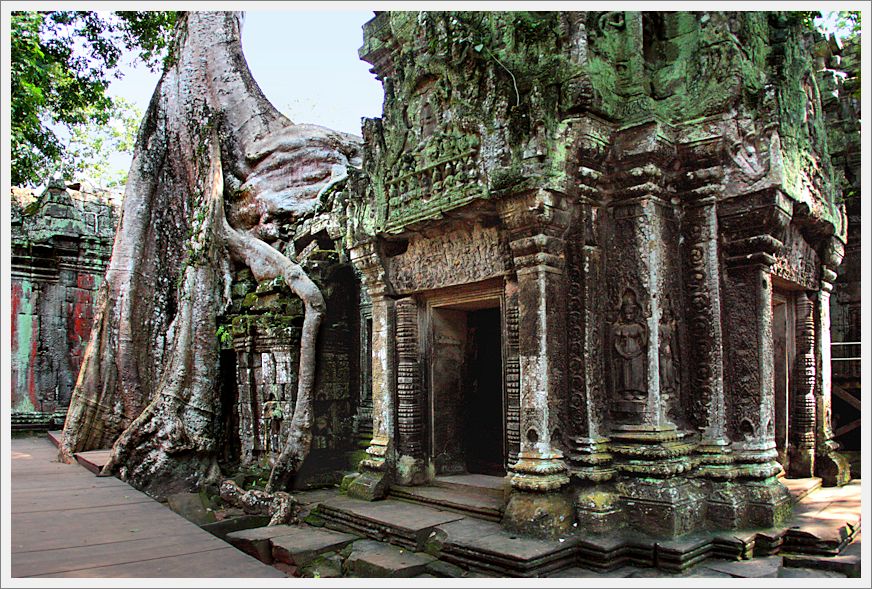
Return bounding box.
[421,279,507,476]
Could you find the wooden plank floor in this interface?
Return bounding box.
[11,435,285,578]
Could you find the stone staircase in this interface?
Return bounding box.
[390,474,507,522]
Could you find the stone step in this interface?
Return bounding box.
[344,538,436,577]
[390,485,504,522]
[271,527,359,568]
[314,495,464,551]
[226,524,357,566]
[781,477,823,504]
[432,474,507,500]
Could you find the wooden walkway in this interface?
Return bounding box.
[10,435,285,578]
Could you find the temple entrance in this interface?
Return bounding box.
[772,291,795,472]
[429,295,505,477]
[464,307,505,475]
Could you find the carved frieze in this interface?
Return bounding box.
[771,225,820,290]
[386,223,509,294]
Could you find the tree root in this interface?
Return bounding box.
[219,479,299,526]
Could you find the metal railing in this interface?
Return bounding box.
[831,341,861,381]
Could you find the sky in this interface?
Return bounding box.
[104,10,384,177]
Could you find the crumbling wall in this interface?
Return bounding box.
[10,180,117,427]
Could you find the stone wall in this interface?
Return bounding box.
[341,11,858,540]
[218,201,362,488]
[10,180,118,426]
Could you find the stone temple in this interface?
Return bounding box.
[13,10,861,564]
[217,11,859,542]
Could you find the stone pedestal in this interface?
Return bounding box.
[616,476,703,537]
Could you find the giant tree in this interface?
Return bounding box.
[59,11,361,497]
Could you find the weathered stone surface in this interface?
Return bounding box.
[425,559,466,578]
[226,524,301,564]
[703,556,783,578]
[344,539,436,577]
[270,527,358,567]
[11,183,116,419]
[165,493,216,526]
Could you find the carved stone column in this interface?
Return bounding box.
[719,189,792,527]
[789,292,817,477]
[394,297,427,484]
[814,239,850,485]
[498,189,573,540]
[347,242,396,500]
[678,153,739,529]
[567,149,618,532]
[604,125,699,537]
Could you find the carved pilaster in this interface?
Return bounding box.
[498,189,573,540]
[814,238,850,485]
[504,292,521,465]
[347,242,396,500]
[395,297,427,484]
[789,292,816,477]
[719,190,793,527]
[682,198,731,474]
[566,223,613,481]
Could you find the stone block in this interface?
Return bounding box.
[703,555,783,578]
[616,477,703,537]
[425,559,466,577]
[502,490,574,540]
[344,539,436,577]
[226,524,300,564]
[346,470,389,501]
[165,492,216,526]
[575,488,624,534]
[741,479,792,528]
[270,527,357,567]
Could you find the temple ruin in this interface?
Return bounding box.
[12,10,862,575]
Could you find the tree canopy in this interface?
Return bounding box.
[10,10,176,187]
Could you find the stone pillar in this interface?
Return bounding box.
[683,200,730,466]
[394,297,427,485]
[567,173,618,532]
[347,243,396,500]
[681,180,740,529]
[814,239,850,485]
[719,189,792,527]
[789,292,816,477]
[604,126,699,537]
[498,189,573,540]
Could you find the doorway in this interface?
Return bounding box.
[465,308,505,475]
[772,292,795,472]
[429,298,505,477]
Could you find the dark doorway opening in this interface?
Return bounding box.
[772,293,794,472]
[464,308,505,476]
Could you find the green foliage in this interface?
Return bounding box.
[61,97,142,188]
[10,10,177,187]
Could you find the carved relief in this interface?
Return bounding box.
[772,225,820,290]
[658,296,680,420]
[682,212,722,437]
[611,288,648,409]
[387,224,508,293]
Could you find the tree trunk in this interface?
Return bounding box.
[59,11,359,498]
